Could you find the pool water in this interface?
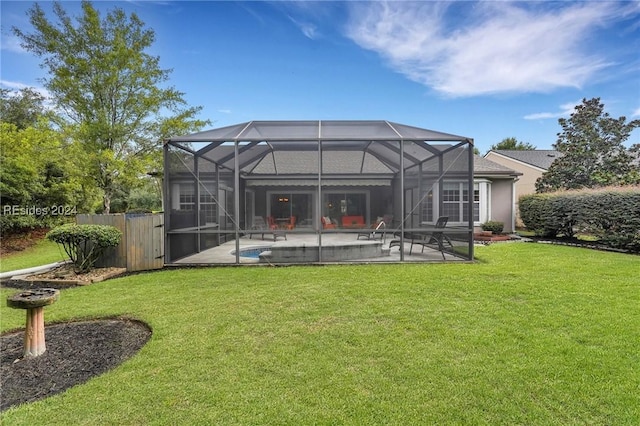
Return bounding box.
[234,247,270,258]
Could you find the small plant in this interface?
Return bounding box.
[481,221,504,234]
[46,224,122,273]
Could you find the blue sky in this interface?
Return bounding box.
[2,1,639,153]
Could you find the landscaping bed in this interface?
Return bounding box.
[3,265,128,290]
[1,318,151,411]
[525,235,635,254]
[473,232,517,243]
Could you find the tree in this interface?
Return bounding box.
[14,1,209,213]
[536,98,640,192]
[0,121,100,234]
[0,87,98,217]
[490,137,536,151]
[0,87,48,130]
[0,122,91,210]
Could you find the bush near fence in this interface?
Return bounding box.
[46,224,122,273]
[519,186,640,252]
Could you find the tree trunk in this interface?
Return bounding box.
[103,194,111,214]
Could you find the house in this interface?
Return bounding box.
[162,121,519,265]
[484,150,562,226]
[473,155,522,233]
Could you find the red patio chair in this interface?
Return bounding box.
[286,216,296,230]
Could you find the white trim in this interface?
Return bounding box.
[511,178,518,231]
[477,180,491,225]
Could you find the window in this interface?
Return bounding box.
[420,188,434,223]
[324,192,367,218]
[179,183,195,210]
[463,183,480,223]
[199,183,217,223]
[428,181,487,224]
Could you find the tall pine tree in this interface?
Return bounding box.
[536,98,640,192]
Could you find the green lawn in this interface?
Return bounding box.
[0,238,66,273]
[1,243,639,425]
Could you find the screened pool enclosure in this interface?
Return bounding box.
[164,120,474,264]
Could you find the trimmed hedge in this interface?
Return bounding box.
[519,186,640,252]
[481,221,504,234]
[46,224,122,273]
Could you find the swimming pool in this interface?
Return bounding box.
[231,247,271,259]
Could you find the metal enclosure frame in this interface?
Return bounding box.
[163,120,474,265]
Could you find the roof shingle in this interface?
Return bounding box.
[489,150,562,170]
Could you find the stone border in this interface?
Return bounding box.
[2,268,128,289]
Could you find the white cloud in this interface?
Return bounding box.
[345,1,632,97]
[632,107,640,118]
[217,109,232,114]
[1,80,50,99]
[522,112,556,120]
[0,80,54,109]
[0,80,29,90]
[524,101,579,121]
[0,34,26,53]
[288,15,319,40]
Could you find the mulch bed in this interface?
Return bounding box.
[1,318,151,411]
[525,235,634,254]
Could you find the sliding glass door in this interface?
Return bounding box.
[269,192,313,228]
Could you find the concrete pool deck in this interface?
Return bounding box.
[171,232,465,264]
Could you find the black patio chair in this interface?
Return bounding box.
[389,216,452,260]
[410,216,452,259]
[357,219,387,243]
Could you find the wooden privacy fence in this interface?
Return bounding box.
[76,214,164,272]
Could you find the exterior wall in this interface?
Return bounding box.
[484,153,545,226]
[489,179,515,233]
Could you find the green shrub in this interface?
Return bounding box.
[578,189,640,252]
[481,221,504,233]
[519,194,557,237]
[519,186,640,252]
[46,224,122,273]
[0,214,67,235]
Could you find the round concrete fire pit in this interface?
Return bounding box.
[6,288,60,358]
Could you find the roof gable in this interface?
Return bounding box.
[488,150,562,170]
[474,155,521,176]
